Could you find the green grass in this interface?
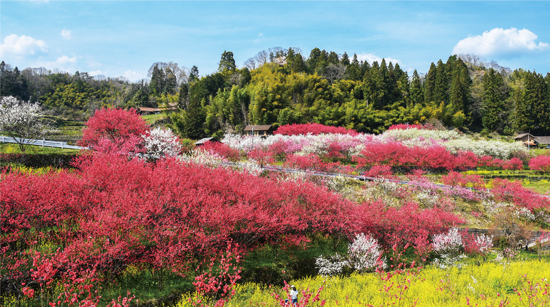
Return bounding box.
[522,179,550,194]
[142,113,168,125]
[0,143,80,155]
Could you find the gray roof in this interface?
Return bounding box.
[514,133,535,139]
[244,125,272,132]
[195,137,216,145]
[535,136,550,145]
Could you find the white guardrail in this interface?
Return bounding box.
[0,135,87,150]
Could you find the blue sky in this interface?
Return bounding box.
[2,1,550,81]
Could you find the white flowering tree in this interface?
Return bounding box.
[142,127,182,159]
[0,96,53,152]
[315,233,385,276]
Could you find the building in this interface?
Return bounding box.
[244,125,273,136]
[137,103,178,115]
[137,107,162,115]
[534,136,550,148]
[514,133,550,148]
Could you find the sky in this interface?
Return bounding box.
[1,1,550,82]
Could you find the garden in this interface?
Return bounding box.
[2,101,550,306]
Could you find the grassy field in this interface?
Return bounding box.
[0,143,80,155]
[142,113,169,125]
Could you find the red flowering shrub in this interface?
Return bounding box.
[354,143,465,171]
[268,140,290,161]
[363,165,393,178]
[387,124,424,130]
[503,157,523,170]
[274,123,359,136]
[199,141,240,161]
[354,201,464,249]
[247,148,275,166]
[79,108,149,149]
[529,155,550,172]
[441,172,485,189]
[491,178,550,212]
[1,152,466,304]
[284,154,352,174]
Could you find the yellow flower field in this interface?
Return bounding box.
[180,260,550,306]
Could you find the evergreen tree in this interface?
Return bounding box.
[164,67,178,95]
[219,51,236,72]
[449,73,468,115]
[189,66,199,82]
[240,67,251,87]
[424,62,437,104]
[410,70,423,106]
[433,60,448,104]
[482,68,507,132]
[527,72,550,133]
[287,48,306,73]
[328,51,339,64]
[307,48,322,73]
[178,84,189,109]
[149,65,165,97]
[514,78,532,132]
[340,52,350,66]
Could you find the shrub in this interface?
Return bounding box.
[529,155,550,172]
[79,108,149,149]
[199,141,240,161]
[275,123,359,136]
[387,124,425,130]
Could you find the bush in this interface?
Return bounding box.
[275,123,359,136]
[79,108,149,149]
[529,155,550,172]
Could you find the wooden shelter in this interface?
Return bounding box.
[244,125,273,136]
[137,107,161,115]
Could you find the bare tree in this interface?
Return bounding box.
[254,50,269,66]
[243,58,256,70]
[147,62,188,85]
[323,63,346,84]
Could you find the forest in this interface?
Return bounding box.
[1,47,550,139]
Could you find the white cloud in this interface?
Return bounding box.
[123,70,144,82]
[35,55,78,73]
[89,70,103,76]
[0,34,48,58]
[60,29,72,39]
[356,53,401,65]
[55,55,77,65]
[254,33,265,43]
[453,27,549,58]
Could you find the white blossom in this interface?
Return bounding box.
[348,233,386,272]
[315,254,349,276]
[142,127,181,159]
[0,96,54,151]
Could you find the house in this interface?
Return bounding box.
[137,103,178,115]
[514,133,550,148]
[244,125,273,136]
[137,107,161,115]
[534,136,550,148]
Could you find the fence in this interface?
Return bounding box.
[0,135,87,150]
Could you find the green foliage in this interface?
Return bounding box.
[3,48,550,137]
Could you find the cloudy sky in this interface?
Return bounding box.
[1,1,549,81]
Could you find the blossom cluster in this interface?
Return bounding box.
[315,233,385,276]
[275,123,359,136]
